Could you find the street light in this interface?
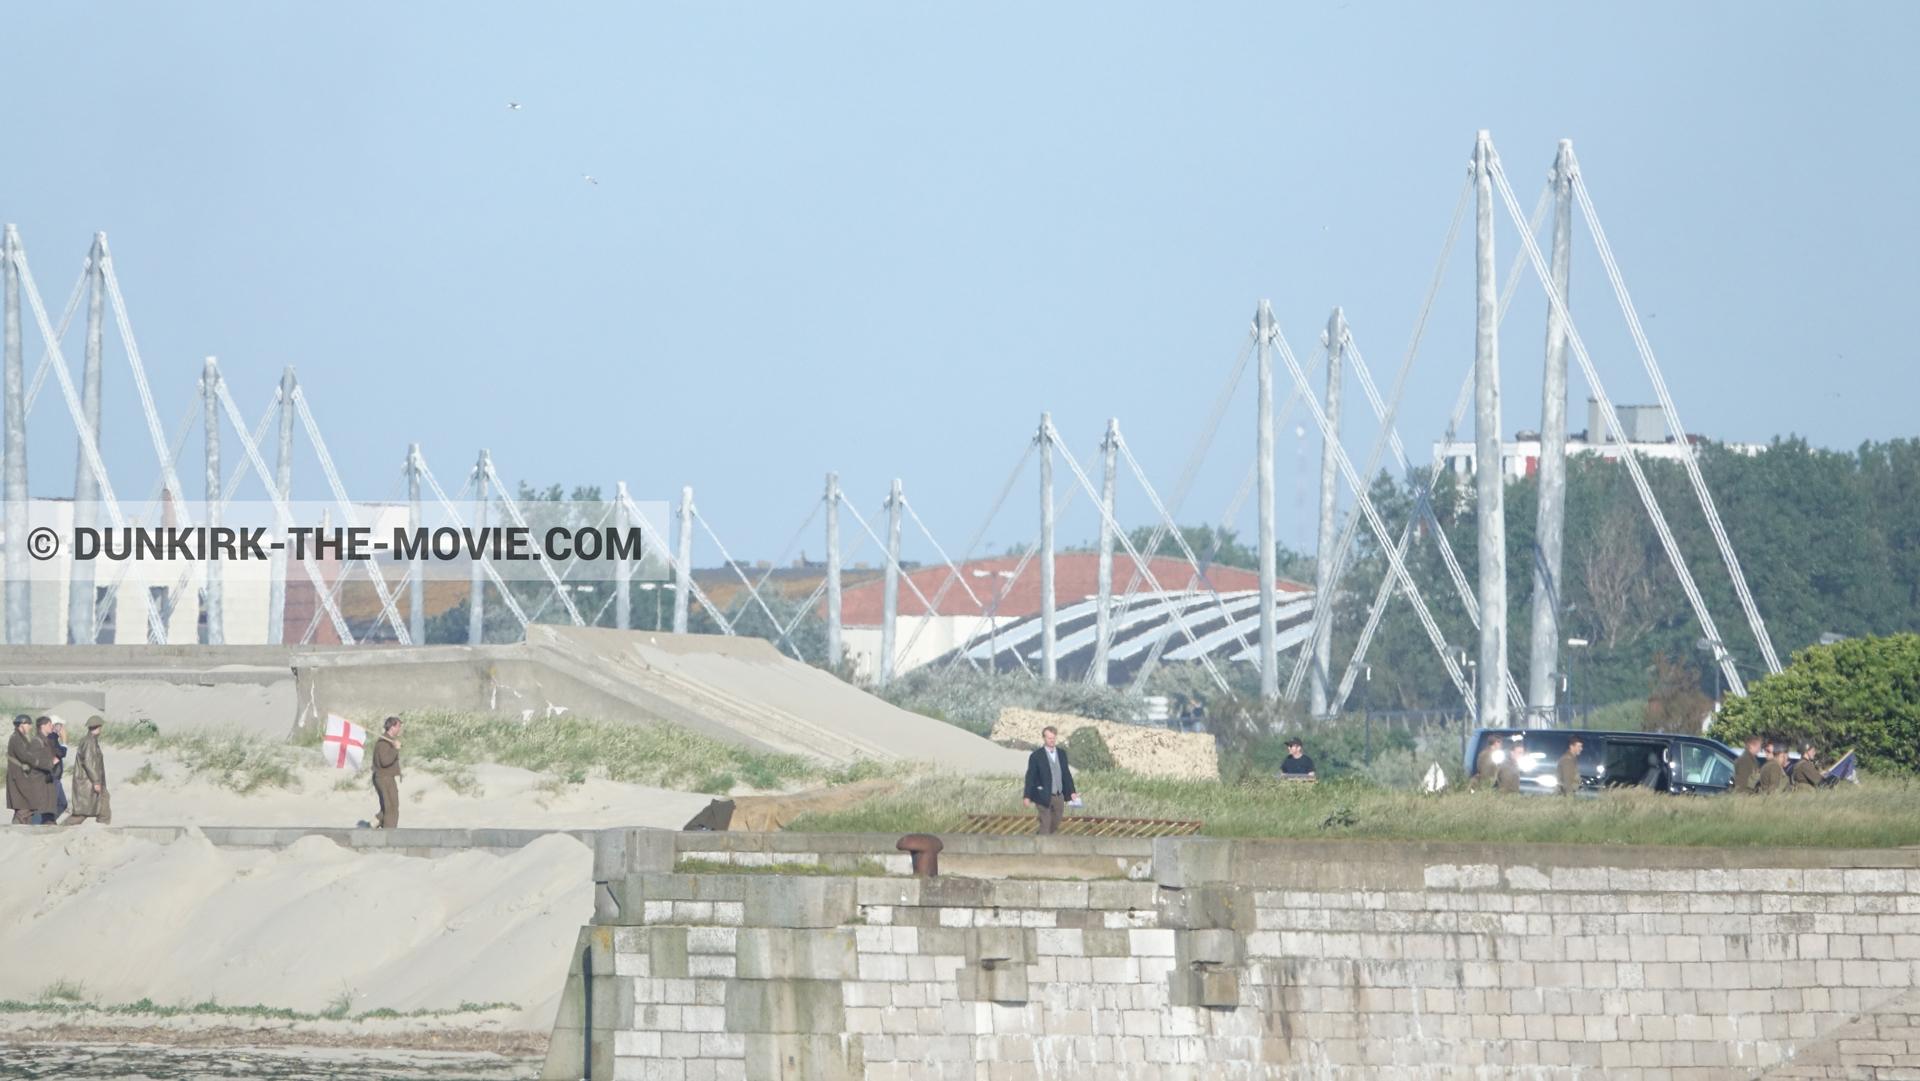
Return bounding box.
[1361,664,1373,767]
[1696,636,1723,706]
[1566,638,1589,727]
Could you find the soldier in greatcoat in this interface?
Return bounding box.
[7,714,54,824]
[372,717,403,829]
[66,717,110,824]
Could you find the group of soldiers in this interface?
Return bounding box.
[1468,730,1832,796]
[1469,732,1588,794]
[5,713,109,825]
[1732,735,1825,794]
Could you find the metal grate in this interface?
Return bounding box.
[954,814,1202,838]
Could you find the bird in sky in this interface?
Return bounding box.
[508,102,520,109]
[584,174,598,184]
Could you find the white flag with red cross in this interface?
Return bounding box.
[322,714,367,771]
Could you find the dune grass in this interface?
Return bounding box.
[784,769,1920,848]
[350,709,889,796]
[101,720,303,794]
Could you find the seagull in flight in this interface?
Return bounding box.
[583,174,598,184]
[508,102,520,109]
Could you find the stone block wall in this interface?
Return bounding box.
[544,834,1920,1081]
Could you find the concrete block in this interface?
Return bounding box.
[1153,837,1234,889]
[596,828,678,881]
[972,927,1030,965]
[858,877,921,907]
[745,877,857,929]
[1082,882,1157,916]
[1184,929,1238,966]
[744,1033,865,1081]
[735,930,859,981]
[724,979,846,1035]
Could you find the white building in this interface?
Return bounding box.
[1434,399,1763,479]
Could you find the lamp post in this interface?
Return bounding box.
[1566,638,1589,727]
[1362,664,1372,767]
[1696,637,1723,707]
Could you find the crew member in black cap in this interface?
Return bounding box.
[1279,738,1316,780]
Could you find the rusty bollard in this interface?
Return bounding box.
[896,833,943,877]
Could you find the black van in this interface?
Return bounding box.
[1460,728,1741,796]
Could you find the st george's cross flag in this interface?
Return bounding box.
[322,714,367,771]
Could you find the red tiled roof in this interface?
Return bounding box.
[837,552,1305,625]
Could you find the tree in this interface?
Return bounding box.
[1643,654,1711,734]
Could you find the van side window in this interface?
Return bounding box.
[1681,742,1735,788]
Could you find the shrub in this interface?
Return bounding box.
[1066,727,1115,772]
[1713,634,1920,774]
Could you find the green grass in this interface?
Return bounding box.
[783,770,1920,848]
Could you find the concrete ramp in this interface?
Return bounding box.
[0,627,1024,775]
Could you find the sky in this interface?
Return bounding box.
[1,3,1914,566]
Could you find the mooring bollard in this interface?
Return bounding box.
[896,833,943,877]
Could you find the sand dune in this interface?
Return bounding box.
[0,825,593,1031]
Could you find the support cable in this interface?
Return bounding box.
[1043,419,1231,694]
[949,435,1099,674]
[210,375,357,644]
[891,496,990,670]
[1284,177,1541,705]
[1569,159,1780,675]
[415,454,534,633]
[288,385,417,641]
[615,488,733,636]
[1270,314,1477,712]
[1488,147,1746,696]
[1330,366,1475,714]
[1112,339,1317,688]
[12,248,168,643]
[693,505,809,660]
[99,244,192,513]
[478,458,586,627]
[1117,434,1256,657]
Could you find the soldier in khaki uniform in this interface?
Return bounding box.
[1557,737,1583,796]
[1790,744,1824,790]
[1732,736,1762,793]
[1496,735,1525,793]
[372,717,403,829]
[1756,741,1788,794]
[1470,736,1500,792]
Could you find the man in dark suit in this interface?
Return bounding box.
[1022,725,1076,835]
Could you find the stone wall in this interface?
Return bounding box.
[548,833,1920,1081]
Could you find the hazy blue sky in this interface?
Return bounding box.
[3,3,1913,562]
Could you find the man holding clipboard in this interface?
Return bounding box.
[1022,726,1079,835]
